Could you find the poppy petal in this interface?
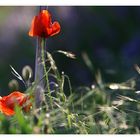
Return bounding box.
[2,91,25,109]
[28,10,60,38]
[40,10,52,27]
[50,21,61,36]
[29,16,43,37]
[0,101,15,116]
[0,91,31,116]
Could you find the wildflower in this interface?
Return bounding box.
[0,91,31,116]
[29,10,60,38]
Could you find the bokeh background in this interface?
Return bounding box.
[0,6,140,95]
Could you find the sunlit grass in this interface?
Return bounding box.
[0,51,140,134]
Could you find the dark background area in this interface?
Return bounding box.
[0,6,140,95]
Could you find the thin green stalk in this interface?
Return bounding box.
[54,70,66,102]
[47,52,66,102]
[67,114,72,128]
[41,38,53,109]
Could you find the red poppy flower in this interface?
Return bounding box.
[29,10,61,38]
[0,91,31,116]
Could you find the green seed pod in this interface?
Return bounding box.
[8,79,19,91]
[22,65,33,81]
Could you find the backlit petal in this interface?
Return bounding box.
[28,10,60,38]
[0,91,31,116]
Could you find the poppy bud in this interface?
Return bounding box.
[22,65,33,81]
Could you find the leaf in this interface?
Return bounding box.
[10,65,26,87]
[10,65,23,81]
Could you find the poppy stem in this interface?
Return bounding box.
[41,38,53,109]
[34,36,53,109]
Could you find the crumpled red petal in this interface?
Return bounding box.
[28,10,60,38]
[0,91,31,116]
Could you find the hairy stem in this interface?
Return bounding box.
[41,38,53,109]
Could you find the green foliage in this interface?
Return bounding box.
[1,51,140,134]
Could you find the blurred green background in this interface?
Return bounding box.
[0,6,140,95]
